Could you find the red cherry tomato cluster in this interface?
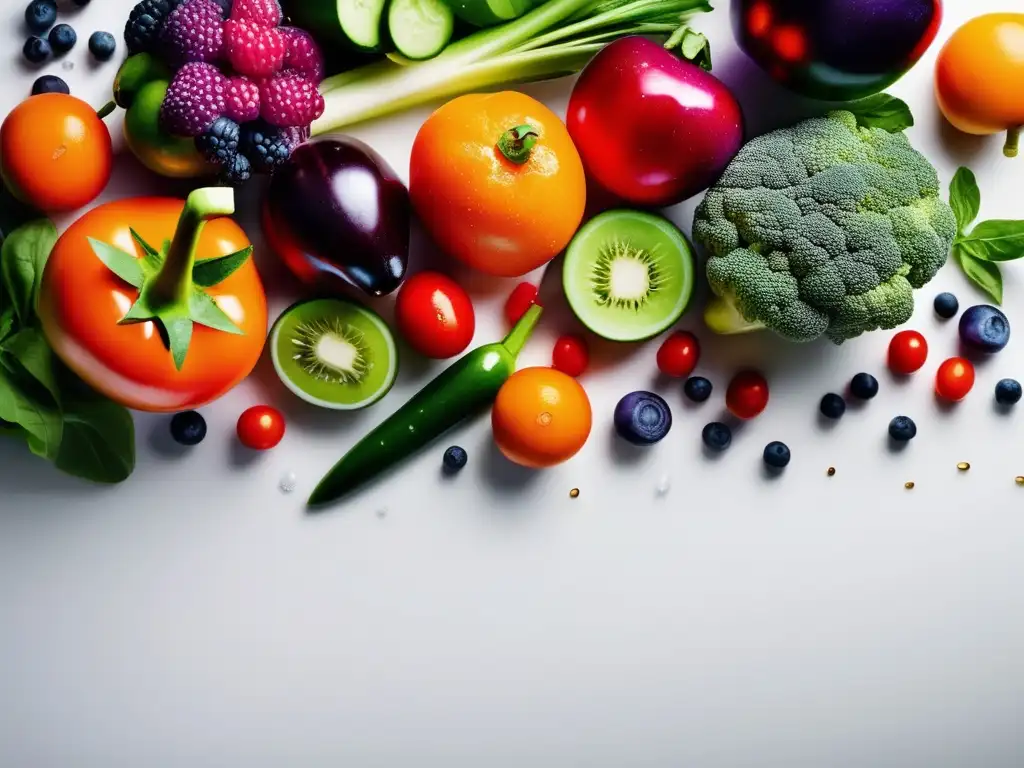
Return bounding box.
[237,405,286,450]
[888,330,928,375]
[504,282,541,325]
[656,330,700,378]
[395,271,476,359]
[726,370,769,419]
[552,334,589,377]
[935,357,975,402]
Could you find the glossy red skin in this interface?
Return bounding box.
[888,330,928,375]
[552,335,589,378]
[566,36,745,207]
[237,405,286,450]
[935,357,975,401]
[656,331,701,378]
[394,271,476,359]
[726,370,769,419]
[504,282,541,326]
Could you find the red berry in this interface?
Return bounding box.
[236,405,286,451]
[281,26,324,82]
[656,330,700,378]
[552,335,589,377]
[504,282,540,325]
[935,357,975,401]
[259,70,325,127]
[160,62,227,137]
[224,18,285,78]
[888,330,928,375]
[230,0,282,27]
[160,0,224,66]
[726,370,769,420]
[224,76,260,123]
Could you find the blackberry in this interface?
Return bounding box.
[220,153,252,186]
[124,0,181,55]
[195,117,240,165]
[240,121,291,173]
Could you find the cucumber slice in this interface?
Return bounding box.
[289,0,388,50]
[270,298,398,411]
[562,210,696,343]
[440,0,536,28]
[387,0,454,60]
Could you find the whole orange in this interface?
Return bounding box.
[0,93,113,212]
[491,366,593,469]
[409,91,587,277]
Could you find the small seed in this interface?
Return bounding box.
[569,488,580,498]
[904,481,915,490]
[957,462,970,471]
[827,467,836,477]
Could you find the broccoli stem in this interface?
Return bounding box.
[704,295,766,336]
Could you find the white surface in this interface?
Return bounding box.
[3,1,1024,766]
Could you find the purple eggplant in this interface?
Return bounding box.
[262,137,410,297]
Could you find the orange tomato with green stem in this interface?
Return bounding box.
[38,188,268,413]
[409,91,587,277]
[935,13,1024,158]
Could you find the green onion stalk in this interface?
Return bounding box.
[311,0,713,134]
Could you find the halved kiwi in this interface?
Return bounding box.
[270,298,398,410]
[562,210,695,342]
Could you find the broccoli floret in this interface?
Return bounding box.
[693,110,957,344]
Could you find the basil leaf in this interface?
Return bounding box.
[949,167,981,235]
[0,219,57,326]
[0,362,62,460]
[192,246,253,287]
[957,220,1024,262]
[846,93,914,133]
[1,327,60,405]
[956,244,1003,305]
[55,393,135,484]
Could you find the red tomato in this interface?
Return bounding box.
[504,282,541,326]
[656,330,700,378]
[888,330,928,374]
[237,405,286,450]
[395,271,476,359]
[726,370,769,419]
[935,357,975,401]
[552,335,589,377]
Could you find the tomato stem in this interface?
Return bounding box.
[496,124,538,164]
[1004,127,1020,159]
[96,100,117,119]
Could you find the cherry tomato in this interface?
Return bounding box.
[552,334,589,377]
[726,370,769,419]
[237,405,286,450]
[935,357,975,402]
[888,330,928,374]
[504,282,541,326]
[656,330,700,378]
[394,271,476,359]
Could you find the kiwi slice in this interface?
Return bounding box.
[562,210,695,342]
[270,298,398,410]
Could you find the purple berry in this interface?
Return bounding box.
[224,76,260,123]
[159,0,224,66]
[160,62,227,137]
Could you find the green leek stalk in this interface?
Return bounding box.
[312,0,713,134]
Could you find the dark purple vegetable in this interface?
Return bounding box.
[262,136,410,297]
[614,391,672,445]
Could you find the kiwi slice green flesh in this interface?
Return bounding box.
[270,298,398,410]
[562,209,695,342]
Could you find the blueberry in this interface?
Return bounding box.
[763,441,791,468]
[25,1,57,34]
[933,292,959,319]
[48,23,77,54]
[614,391,672,445]
[88,30,116,61]
[849,372,879,400]
[22,36,51,63]
[819,392,846,419]
[683,376,713,403]
[31,74,68,94]
[888,416,917,442]
[443,445,468,472]
[995,378,1022,406]
[959,304,1010,354]
[170,410,207,446]
[702,421,732,451]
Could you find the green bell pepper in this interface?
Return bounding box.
[308,303,543,508]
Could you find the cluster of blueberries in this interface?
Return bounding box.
[23,0,115,74]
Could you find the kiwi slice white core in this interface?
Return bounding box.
[293,318,370,384]
[593,239,665,311]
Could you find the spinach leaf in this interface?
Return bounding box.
[949,167,981,235]
[0,362,62,460]
[55,393,135,484]
[847,94,914,133]
[0,219,57,326]
[1,327,60,404]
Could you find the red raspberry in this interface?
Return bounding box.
[259,71,324,128]
[224,18,285,78]
[160,62,227,137]
[230,0,281,27]
[159,0,224,66]
[224,76,260,123]
[281,27,324,82]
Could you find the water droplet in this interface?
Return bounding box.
[904,481,915,490]
[569,488,579,498]
[278,471,297,493]
[827,467,836,477]
[655,474,670,496]
[62,60,73,70]
[957,462,970,471]
[376,508,388,518]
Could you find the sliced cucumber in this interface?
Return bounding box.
[289,0,389,50]
[440,0,536,28]
[387,0,454,60]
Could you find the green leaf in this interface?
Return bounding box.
[665,27,711,71]
[164,315,194,370]
[0,305,14,343]
[189,289,243,334]
[0,219,57,326]
[0,327,60,405]
[0,362,62,460]
[88,237,145,287]
[846,93,914,133]
[55,393,135,484]
[956,244,1003,305]
[192,246,253,287]
[957,220,1024,262]
[130,228,164,271]
[117,298,155,325]
[949,167,981,235]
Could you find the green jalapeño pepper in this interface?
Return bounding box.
[308,303,543,508]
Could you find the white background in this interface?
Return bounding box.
[4,1,1024,765]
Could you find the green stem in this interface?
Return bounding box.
[1004,127,1020,159]
[497,124,538,164]
[96,101,116,119]
[151,187,235,305]
[502,303,543,357]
